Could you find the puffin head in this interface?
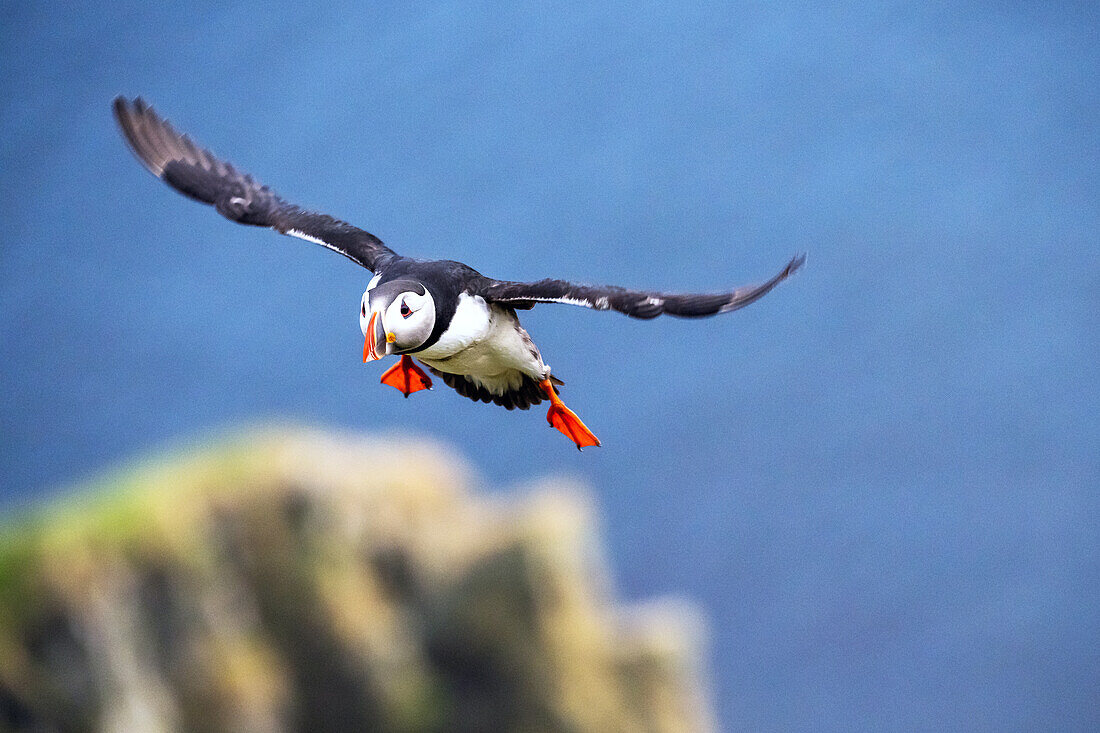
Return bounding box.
[361,279,436,361]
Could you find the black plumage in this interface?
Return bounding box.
[477,253,805,319]
[426,368,555,411]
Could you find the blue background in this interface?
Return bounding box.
[2,2,1097,729]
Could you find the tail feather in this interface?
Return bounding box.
[425,366,553,411]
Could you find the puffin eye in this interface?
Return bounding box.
[361,302,366,317]
[400,301,412,318]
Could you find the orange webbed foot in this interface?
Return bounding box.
[540,379,600,450]
[381,355,433,397]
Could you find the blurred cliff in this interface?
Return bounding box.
[0,428,712,733]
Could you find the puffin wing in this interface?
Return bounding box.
[113,97,397,272]
[477,253,805,319]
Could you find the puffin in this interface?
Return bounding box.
[113,97,805,449]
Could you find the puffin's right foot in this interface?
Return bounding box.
[539,379,600,450]
[381,355,433,397]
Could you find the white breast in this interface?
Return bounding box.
[418,292,492,359]
[417,294,547,386]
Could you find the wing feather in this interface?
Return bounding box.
[478,253,805,319]
[113,96,397,272]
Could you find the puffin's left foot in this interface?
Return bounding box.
[381,355,433,397]
[540,379,600,450]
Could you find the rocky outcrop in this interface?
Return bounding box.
[0,428,712,732]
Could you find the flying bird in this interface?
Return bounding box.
[113,97,804,449]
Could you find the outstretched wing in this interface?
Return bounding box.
[113,97,397,272]
[477,253,805,319]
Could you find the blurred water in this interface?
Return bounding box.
[2,1,1098,730]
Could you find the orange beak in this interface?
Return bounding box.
[363,311,383,362]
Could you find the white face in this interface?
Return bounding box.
[361,285,436,355]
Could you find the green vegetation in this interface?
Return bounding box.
[0,427,711,732]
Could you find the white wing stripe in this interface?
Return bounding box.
[286,228,349,257]
[496,294,612,310]
[286,228,327,246]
